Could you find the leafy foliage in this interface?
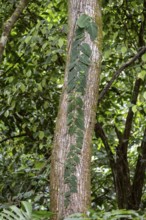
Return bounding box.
[64,210,146,220]
[0,0,67,209]
[0,0,146,215]
[0,201,52,220]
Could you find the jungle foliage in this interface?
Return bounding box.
[0,0,146,219]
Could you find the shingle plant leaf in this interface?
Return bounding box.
[86,21,98,41]
[65,13,98,206]
[77,14,91,28]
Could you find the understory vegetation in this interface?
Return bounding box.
[0,0,146,219]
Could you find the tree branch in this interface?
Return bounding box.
[94,122,115,169]
[118,0,146,156]
[98,46,146,103]
[0,133,27,144]
[119,78,141,156]
[138,0,146,46]
[0,0,29,63]
[114,125,122,144]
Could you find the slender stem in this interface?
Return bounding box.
[0,133,27,144]
[98,46,146,103]
[0,0,29,63]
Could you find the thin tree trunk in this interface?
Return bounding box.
[50,1,102,220]
[0,0,29,63]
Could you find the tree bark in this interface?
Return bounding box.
[50,1,102,220]
[130,128,146,210]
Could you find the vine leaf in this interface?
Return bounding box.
[76,97,84,107]
[77,14,91,28]
[86,21,98,41]
[65,191,71,198]
[68,102,76,113]
[65,14,96,206]
[73,155,80,164]
[75,118,84,130]
[68,125,76,135]
[70,186,78,193]
[79,54,90,65]
[68,70,76,84]
[81,43,92,57]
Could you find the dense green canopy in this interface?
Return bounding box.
[0,0,146,218]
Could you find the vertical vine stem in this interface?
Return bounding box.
[64,14,98,206]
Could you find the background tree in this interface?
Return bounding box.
[93,0,146,211]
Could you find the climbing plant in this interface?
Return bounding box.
[64,14,98,206]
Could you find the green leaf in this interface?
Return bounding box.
[75,30,84,40]
[21,201,32,218]
[20,83,26,92]
[80,43,92,57]
[4,110,9,118]
[77,14,91,28]
[67,116,73,126]
[142,53,146,62]
[70,174,77,183]
[9,206,27,219]
[70,144,76,151]
[76,62,89,73]
[68,125,76,135]
[68,101,76,113]
[65,191,71,197]
[26,70,31,77]
[138,70,146,80]
[64,169,71,180]
[70,186,78,193]
[76,142,83,150]
[75,28,84,37]
[132,105,137,113]
[64,213,85,220]
[76,109,84,120]
[76,78,87,94]
[69,60,77,71]
[76,136,83,146]
[8,76,14,83]
[39,131,45,140]
[76,97,84,106]
[44,101,49,109]
[67,81,76,92]
[121,46,127,54]
[58,38,64,48]
[72,38,82,50]
[75,118,84,130]
[32,210,53,219]
[86,21,98,41]
[73,155,80,164]
[24,35,32,44]
[79,54,90,65]
[143,91,146,100]
[75,148,82,154]
[68,69,77,83]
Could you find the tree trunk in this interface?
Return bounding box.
[50,1,102,219]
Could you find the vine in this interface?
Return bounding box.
[64,14,98,207]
